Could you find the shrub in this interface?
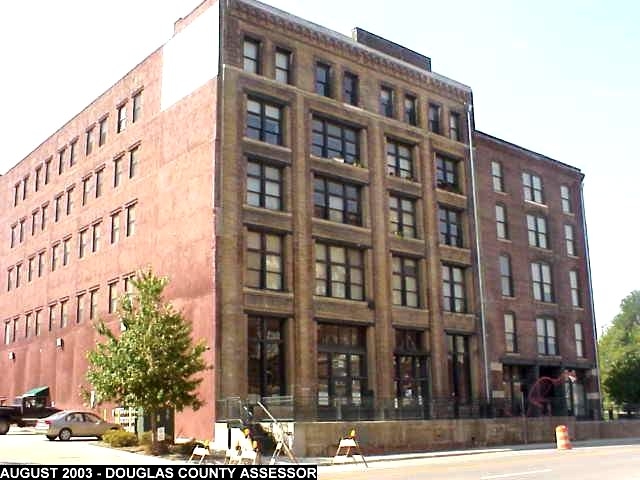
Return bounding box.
[103,430,139,447]
[138,431,152,446]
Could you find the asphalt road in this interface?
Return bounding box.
[320,443,640,480]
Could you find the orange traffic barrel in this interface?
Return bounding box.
[555,425,572,450]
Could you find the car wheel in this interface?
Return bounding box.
[0,419,9,435]
[46,435,57,441]
[58,428,72,441]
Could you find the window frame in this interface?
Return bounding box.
[404,94,417,126]
[379,86,394,118]
[436,155,460,192]
[313,176,361,226]
[428,103,441,134]
[389,195,417,238]
[438,206,463,247]
[314,242,364,301]
[449,111,461,141]
[386,139,414,179]
[561,185,573,214]
[522,172,544,204]
[243,37,261,74]
[531,261,554,303]
[491,161,504,192]
[246,98,283,146]
[311,117,359,164]
[499,254,514,297]
[391,255,419,308]
[246,159,283,211]
[274,47,291,84]
[527,214,548,249]
[442,264,466,313]
[342,71,358,106]
[565,224,576,256]
[536,317,557,355]
[246,230,284,291]
[315,62,331,97]
[504,312,517,353]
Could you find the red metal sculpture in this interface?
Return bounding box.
[526,369,576,417]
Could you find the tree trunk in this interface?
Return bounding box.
[150,409,157,451]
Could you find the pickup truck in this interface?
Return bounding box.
[0,386,61,434]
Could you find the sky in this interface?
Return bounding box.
[1,1,638,335]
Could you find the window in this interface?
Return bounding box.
[449,112,461,141]
[522,172,543,204]
[82,176,93,206]
[110,211,120,244]
[44,158,51,184]
[442,264,466,312]
[60,300,68,329]
[504,313,517,353]
[447,334,471,405]
[13,183,19,206]
[317,323,367,408]
[76,294,85,324]
[499,255,513,297]
[428,103,441,134]
[439,207,463,247]
[89,289,98,320]
[69,139,77,166]
[41,203,48,230]
[54,195,62,222]
[37,251,45,277]
[575,323,584,357]
[531,262,553,302]
[113,155,123,187]
[4,321,11,345]
[10,224,16,248]
[35,166,42,192]
[22,176,28,200]
[315,62,331,97]
[394,330,428,407]
[561,185,572,214]
[311,117,359,164]
[386,140,414,179]
[570,270,581,307]
[495,204,508,239]
[380,86,394,117]
[58,148,66,174]
[129,146,139,178]
[491,161,504,192]
[527,214,548,249]
[248,316,285,397]
[565,224,576,256]
[436,155,460,192]
[85,127,94,155]
[342,72,358,106]
[31,211,38,236]
[123,273,135,295]
[66,187,74,215]
[99,117,108,146]
[79,228,88,259]
[35,310,42,336]
[19,219,25,243]
[246,99,283,145]
[28,257,34,282]
[7,268,12,292]
[243,38,260,74]
[274,48,291,84]
[126,203,136,237]
[63,238,71,266]
[95,168,104,198]
[132,91,142,123]
[51,243,60,271]
[536,317,557,355]
[48,304,57,331]
[404,95,417,125]
[313,177,361,225]
[315,243,364,300]
[246,160,282,210]
[246,231,283,291]
[389,195,416,238]
[25,312,32,339]
[392,256,419,307]
[117,104,127,133]
[92,222,101,253]
[15,263,21,288]
[108,282,118,314]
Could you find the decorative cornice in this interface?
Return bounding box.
[230,0,471,103]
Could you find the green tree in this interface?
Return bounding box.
[598,290,640,408]
[86,268,208,451]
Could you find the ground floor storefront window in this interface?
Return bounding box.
[248,316,285,397]
[394,329,429,418]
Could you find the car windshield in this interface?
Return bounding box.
[46,411,67,420]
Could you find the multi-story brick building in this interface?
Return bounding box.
[0,0,599,440]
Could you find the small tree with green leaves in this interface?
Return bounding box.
[86,268,208,452]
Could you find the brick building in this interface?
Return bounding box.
[0,0,599,440]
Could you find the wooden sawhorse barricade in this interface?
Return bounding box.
[332,430,368,467]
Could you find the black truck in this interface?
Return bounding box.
[0,386,61,434]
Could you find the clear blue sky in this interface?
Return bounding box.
[1,0,638,335]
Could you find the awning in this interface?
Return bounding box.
[21,386,50,397]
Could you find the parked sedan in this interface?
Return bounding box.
[35,410,122,441]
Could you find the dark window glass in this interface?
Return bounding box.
[248,316,285,397]
[389,195,416,238]
[386,140,413,179]
[315,63,331,97]
[311,117,359,164]
[404,95,417,125]
[99,118,108,146]
[447,334,471,407]
[313,177,361,225]
[439,207,462,247]
[247,160,282,211]
[69,140,77,166]
[129,146,139,178]
[117,104,127,133]
[436,155,460,192]
[442,264,466,312]
[315,243,364,300]
[380,87,394,117]
[449,112,461,141]
[132,92,142,123]
[343,72,358,106]
[246,99,283,145]
[85,127,94,156]
[499,255,513,297]
[428,103,441,134]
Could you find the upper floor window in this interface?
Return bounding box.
[504,312,517,353]
[380,86,394,117]
[243,38,260,74]
[60,300,69,329]
[76,294,85,324]
[13,183,19,207]
[44,158,51,185]
[85,127,95,156]
[54,194,62,222]
[246,99,283,145]
[315,62,331,97]
[574,323,585,357]
[561,185,572,214]
[126,203,136,237]
[37,251,45,277]
[570,270,581,307]
[41,203,49,230]
[442,264,465,313]
[247,160,282,211]
[22,176,28,200]
[439,207,463,247]
[313,177,361,226]
[66,187,74,215]
[536,317,557,355]
[392,256,419,308]
[117,104,127,133]
[342,72,358,106]
[132,91,143,123]
[404,95,417,126]
[389,195,416,238]
[35,166,42,192]
[499,255,513,297]
[315,243,364,300]
[522,172,543,204]
[386,140,414,179]
[99,117,108,146]
[129,146,139,178]
[82,176,93,206]
[113,155,123,188]
[436,155,460,192]
[246,231,283,291]
[428,103,441,134]
[531,262,553,303]
[89,289,99,320]
[449,112,461,141]
[63,237,71,266]
[311,117,358,164]
[51,243,60,272]
[79,229,88,259]
[92,222,101,253]
[274,48,291,84]
[69,139,78,166]
[565,224,576,256]
[95,168,104,198]
[496,204,508,240]
[7,268,13,292]
[57,148,66,175]
[491,161,504,192]
[110,211,120,244]
[108,281,118,314]
[527,214,548,249]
